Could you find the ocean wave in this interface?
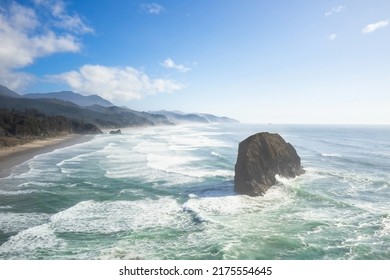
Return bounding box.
[377,216,390,237]
[275,174,302,186]
[321,153,342,158]
[49,197,191,234]
[0,224,66,256]
[0,212,50,233]
[2,124,390,259]
[56,153,87,167]
[210,151,224,158]
[182,184,294,224]
[182,195,252,219]
[146,153,200,170]
[0,189,40,196]
[168,134,232,151]
[146,153,233,179]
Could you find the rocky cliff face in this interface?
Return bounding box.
[234,132,304,196]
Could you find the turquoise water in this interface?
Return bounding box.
[0,124,389,259]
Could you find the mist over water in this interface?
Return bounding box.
[0,124,389,259]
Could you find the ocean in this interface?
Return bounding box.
[0,124,389,260]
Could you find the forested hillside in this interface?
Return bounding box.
[0,109,102,147]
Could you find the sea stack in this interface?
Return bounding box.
[109,129,122,135]
[234,132,304,196]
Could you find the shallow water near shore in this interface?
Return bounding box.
[0,124,389,259]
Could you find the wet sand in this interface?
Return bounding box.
[0,134,93,178]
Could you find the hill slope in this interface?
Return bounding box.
[0,108,102,148]
[0,85,172,128]
[0,85,20,98]
[150,110,239,124]
[24,91,114,107]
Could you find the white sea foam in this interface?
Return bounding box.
[145,150,232,179]
[168,134,231,151]
[0,224,66,255]
[100,126,235,183]
[11,162,45,179]
[179,169,234,179]
[0,189,40,196]
[99,246,145,260]
[114,137,234,182]
[100,141,149,178]
[182,185,292,226]
[49,197,190,234]
[17,181,55,188]
[56,154,86,167]
[104,152,146,167]
[146,154,199,171]
[378,216,390,237]
[297,207,342,223]
[210,151,224,158]
[104,167,145,179]
[321,153,342,158]
[0,212,50,233]
[133,141,168,154]
[275,174,299,186]
[118,188,145,196]
[12,150,80,179]
[182,195,252,219]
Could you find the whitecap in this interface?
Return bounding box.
[133,141,169,154]
[377,216,390,237]
[275,174,298,186]
[147,153,232,177]
[146,153,200,171]
[0,212,50,233]
[210,151,224,158]
[168,134,231,151]
[56,154,86,167]
[321,153,342,158]
[0,189,40,196]
[49,198,191,234]
[0,224,66,255]
[17,181,55,188]
[182,194,258,224]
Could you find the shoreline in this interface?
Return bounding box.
[0,134,94,178]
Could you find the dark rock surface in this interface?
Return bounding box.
[234,132,304,196]
[109,129,122,135]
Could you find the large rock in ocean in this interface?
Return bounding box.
[109,129,122,135]
[234,132,304,196]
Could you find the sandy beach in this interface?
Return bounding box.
[0,134,93,178]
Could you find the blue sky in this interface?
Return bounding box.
[1,0,389,124]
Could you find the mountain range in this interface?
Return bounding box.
[0,85,239,129]
[24,91,114,107]
[149,110,238,124]
[0,85,20,98]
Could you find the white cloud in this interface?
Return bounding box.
[362,19,389,34]
[0,1,92,90]
[325,5,346,17]
[33,0,94,34]
[161,58,191,73]
[140,3,165,15]
[0,69,35,91]
[51,65,184,101]
[328,33,337,40]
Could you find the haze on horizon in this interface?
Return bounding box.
[0,0,389,124]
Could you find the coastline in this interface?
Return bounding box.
[0,134,94,178]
